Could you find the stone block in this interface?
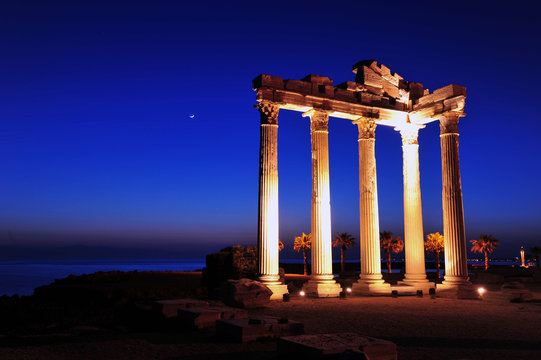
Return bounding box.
[152,299,208,318]
[434,84,466,98]
[336,81,360,91]
[334,88,357,102]
[501,282,534,302]
[382,80,399,99]
[443,96,466,112]
[255,88,274,103]
[285,79,312,94]
[302,74,333,85]
[252,74,284,90]
[416,84,466,106]
[362,85,384,96]
[352,60,380,75]
[218,278,273,308]
[278,333,396,360]
[358,93,383,106]
[216,316,304,342]
[311,84,334,98]
[178,305,248,329]
[357,66,383,88]
[407,82,424,101]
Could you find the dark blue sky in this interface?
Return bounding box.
[1,1,540,258]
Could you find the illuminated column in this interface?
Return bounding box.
[438,112,471,289]
[397,123,431,289]
[352,117,390,295]
[302,109,341,297]
[256,101,288,300]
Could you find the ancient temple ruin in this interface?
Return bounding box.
[253,60,470,298]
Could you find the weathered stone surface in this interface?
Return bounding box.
[252,74,284,90]
[284,79,312,94]
[501,282,534,302]
[278,333,396,359]
[415,84,466,107]
[302,74,333,85]
[177,305,248,329]
[216,316,304,342]
[218,278,273,308]
[152,299,208,318]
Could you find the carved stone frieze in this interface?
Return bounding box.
[255,102,280,125]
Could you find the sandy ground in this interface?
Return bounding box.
[1,276,540,360]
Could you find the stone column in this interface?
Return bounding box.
[352,117,390,295]
[302,109,341,297]
[397,123,432,291]
[436,112,476,298]
[256,102,288,300]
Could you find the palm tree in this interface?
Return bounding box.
[294,232,311,276]
[470,234,499,270]
[425,232,444,278]
[530,246,541,269]
[380,231,404,274]
[333,232,356,273]
[278,240,284,252]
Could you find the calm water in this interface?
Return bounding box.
[0,258,521,296]
[0,259,206,296]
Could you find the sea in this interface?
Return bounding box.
[0,258,522,296]
[0,259,206,296]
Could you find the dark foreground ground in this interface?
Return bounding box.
[1,269,540,359]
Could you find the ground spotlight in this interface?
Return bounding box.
[299,290,305,297]
[477,287,486,296]
[346,287,352,293]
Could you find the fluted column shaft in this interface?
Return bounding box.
[400,124,428,282]
[257,102,280,284]
[356,118,384,283]
[439,113,469,285]
[307,110,334,281]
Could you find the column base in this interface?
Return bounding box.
[303,279,341,298]
[351,279,391,296]
[436,282,479,299]
[262,282,289,300]
[398,278,435,293]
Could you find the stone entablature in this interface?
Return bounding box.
[253,60,466,127]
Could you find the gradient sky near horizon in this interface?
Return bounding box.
[1,0,540,258]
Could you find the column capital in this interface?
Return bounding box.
[303,109,329,132]
[436,111,466,135]
[396,123,425,145]
[353,117,377,140]
[255,101,280,125]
